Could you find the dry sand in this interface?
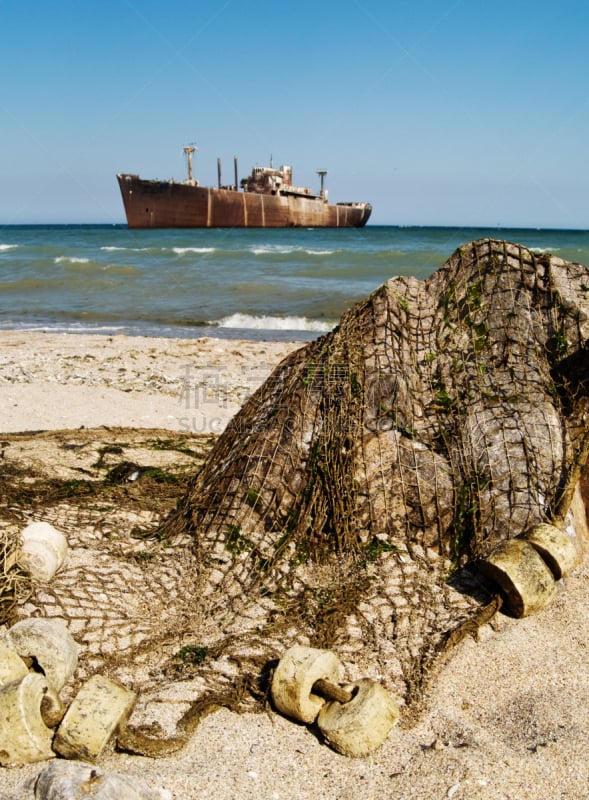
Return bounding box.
[0,331,588,800]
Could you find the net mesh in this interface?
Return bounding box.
[2,239,588,754]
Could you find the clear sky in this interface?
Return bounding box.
[1,0,587,227]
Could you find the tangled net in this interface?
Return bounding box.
[2,239,588,754]
[0,528,32,623]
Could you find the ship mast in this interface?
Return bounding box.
[183,145,197,183]
[317,169,328,200]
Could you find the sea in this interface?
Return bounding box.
[0,225,588,342]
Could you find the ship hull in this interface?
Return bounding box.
[117,175,371,229]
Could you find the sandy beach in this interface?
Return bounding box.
[0,331,588,800]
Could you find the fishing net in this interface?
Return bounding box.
[0,528,32,623]
[1,238,588,755]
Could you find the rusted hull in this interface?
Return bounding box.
[117,175,371,228]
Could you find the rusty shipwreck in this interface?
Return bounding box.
[117,146,372,229]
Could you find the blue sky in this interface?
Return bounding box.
[1,0,587,227]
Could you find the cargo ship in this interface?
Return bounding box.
[117,147,372,229]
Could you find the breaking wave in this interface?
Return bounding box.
[101,246,148,252]
[215,313,334,332]
[250,245,335,256]
[172,247,216,255]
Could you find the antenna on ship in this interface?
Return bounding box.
[317,169,328,200]
[183,145,197,184]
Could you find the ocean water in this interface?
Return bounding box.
[0,225,588,342]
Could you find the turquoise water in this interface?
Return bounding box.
[0,225,588,341]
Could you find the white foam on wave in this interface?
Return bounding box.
[250,245,335,256]
[173,247,216,255]
[54,256,90,264]
[0,244,18,251]
[10,323,130,334]
[215,313,334,332]
[101,246,153,252]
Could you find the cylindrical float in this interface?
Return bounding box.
[19,522,68,583]
[53,674,137,762]
[7,617,79,692]
[0,673,58,765]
